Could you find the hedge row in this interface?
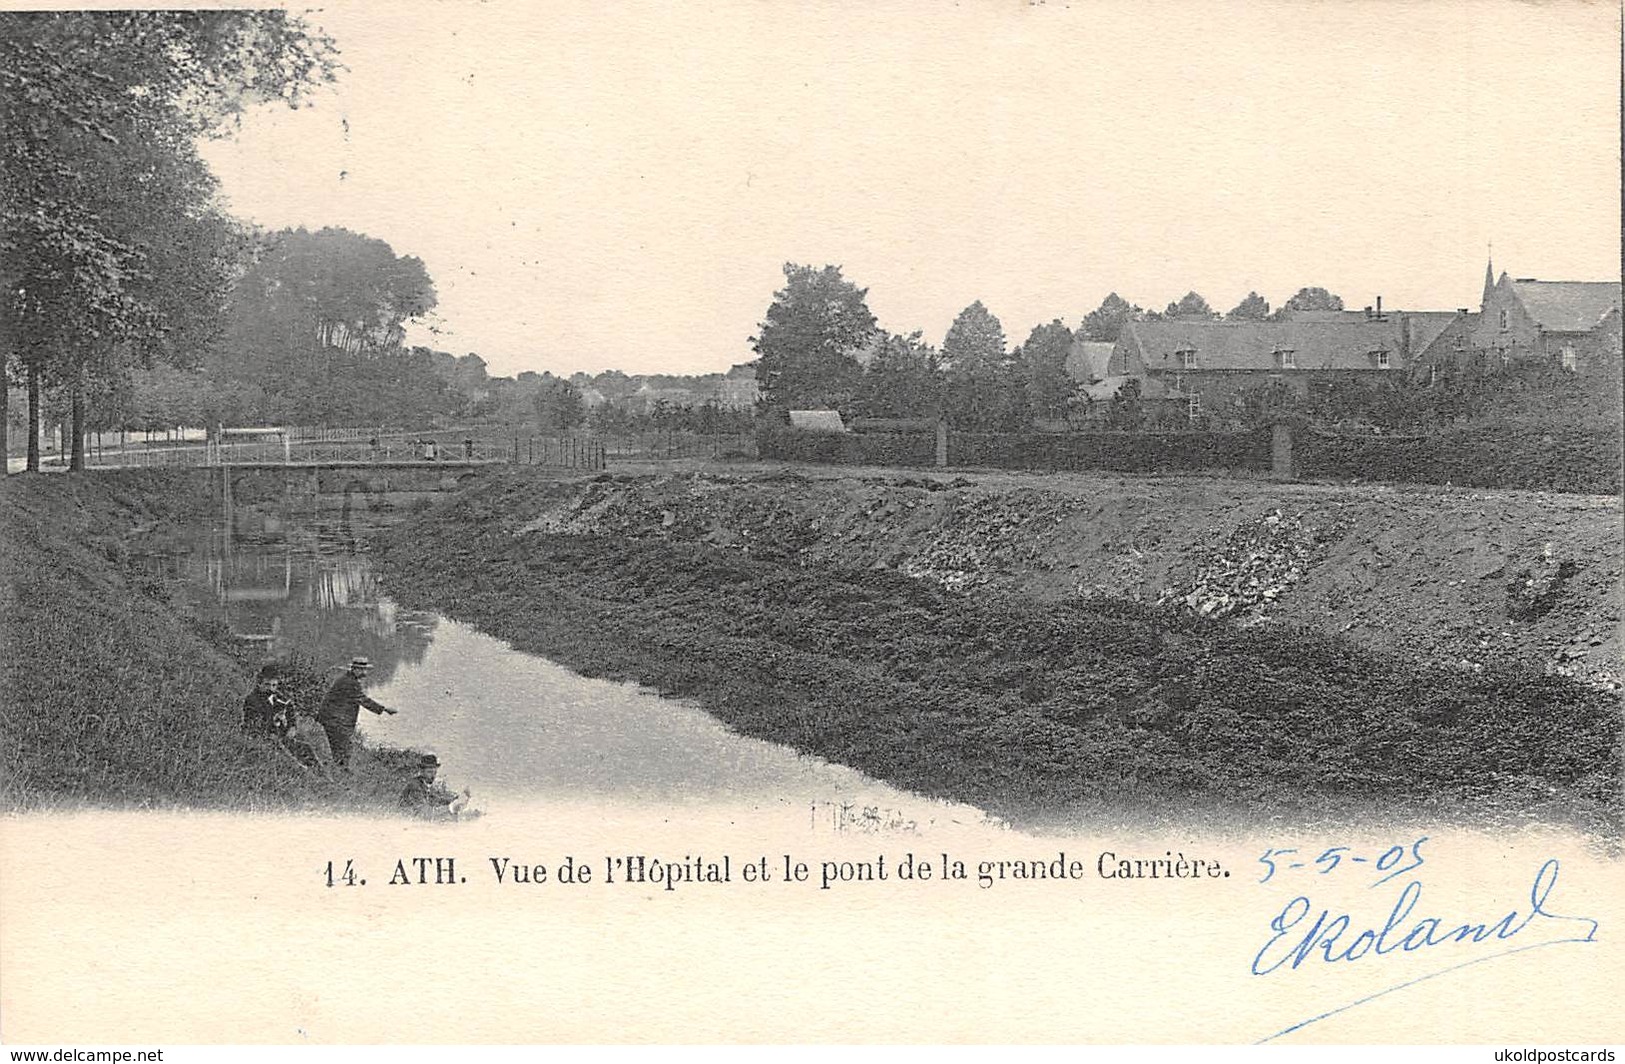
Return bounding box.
[758,423,1621,494]
[757,427,938,466]
[949,429,1270,473]
[1297,425,1622,494]
[758,426,1271,474]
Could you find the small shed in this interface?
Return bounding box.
[788,410,847,433]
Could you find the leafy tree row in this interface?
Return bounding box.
[1,10,339,472]
[751,263,1350,430]
[1077,286,1345,341]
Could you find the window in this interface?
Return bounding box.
[1176,347,1197,369]
[1561,345,1577,372]
[1499,309,1510,331]
[1187,393,1201,420]
[1277,348,1297,369]
[1376,350,1391,370]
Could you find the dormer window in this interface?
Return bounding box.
[1276,348,1297,369]
[1176,347,1197,369]
[1376,350,1391,370]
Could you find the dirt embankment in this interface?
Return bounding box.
[517,468,1623,686]
[376,467,1621,831]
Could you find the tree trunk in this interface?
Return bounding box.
[1,360,8,476]
[69,374,85,472]
[26,363,41,473]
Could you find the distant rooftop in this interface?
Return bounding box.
[1119,319,1405,371]
[1507,279,1622,333]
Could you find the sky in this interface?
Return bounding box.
[197,0,1624,378]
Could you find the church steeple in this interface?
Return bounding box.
[1482,249,1496,309]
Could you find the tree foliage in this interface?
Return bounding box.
[1079,293,1142,342]
[1163,291,1219,320]
[1227,291,1271,321]
[856,331,941,419]
[0,10,339,469]
[1104,377,1146,430]
[1278,287,1345,316]
[943,301,1026,430]
[533,375,587,432]
[1019,320,1076,421]
[751,264,875,416]
[207,227,447,425]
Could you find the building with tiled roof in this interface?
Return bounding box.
[1105,304,1486,421]
[1472,263,1622,376]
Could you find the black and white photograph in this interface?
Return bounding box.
[1,0,1621,1052]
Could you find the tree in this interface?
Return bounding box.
[1163,291,1219,320]
[0,11,338,471]
[533,375,586,432]
[1079,293,1142,342]
[1019,320,1076,421]
[751,264,875,416]
[1277,287,1345,316]
[856,331,941,418]
[941,301,1029,430]
[1227,291,1271,321]
[210,227,441,424]
[1105,377,1145,430]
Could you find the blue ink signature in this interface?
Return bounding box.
[1254,859,1598,1043]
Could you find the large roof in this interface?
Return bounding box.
[1401,311,1465,358]
[1118,319,1406,371]
[1065,341,1116,382]
[1508,280,1622,333]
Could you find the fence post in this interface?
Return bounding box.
[1271,421,1295,481]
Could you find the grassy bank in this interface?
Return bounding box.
[374,475,1621,832]
[0,471,428,812]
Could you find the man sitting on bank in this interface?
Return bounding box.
[241,664,293,739]
[399,753,471,819]
[317,656,397,769]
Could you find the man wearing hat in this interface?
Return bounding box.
[399,753,472,819]
[241,664,293,739]
[316,657,397,768]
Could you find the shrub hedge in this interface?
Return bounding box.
[1297,425,1622,494]
[758,422,1621,494]
[758,426,1271,474]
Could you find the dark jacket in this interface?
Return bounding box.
[242,690,293,738]
[399,775,448,811]
[317,672,385,728]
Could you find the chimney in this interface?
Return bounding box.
[1364,305,1373,320]
[1375,295,1384,319]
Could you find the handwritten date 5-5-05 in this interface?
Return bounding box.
[1257,837,1427,888]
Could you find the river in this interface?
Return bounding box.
[148,493,1001,836]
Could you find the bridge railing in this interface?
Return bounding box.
[64,425,616,470]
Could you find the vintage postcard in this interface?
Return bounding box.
[1,0,1621,1052]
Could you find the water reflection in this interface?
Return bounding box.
[144,518,437,688]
